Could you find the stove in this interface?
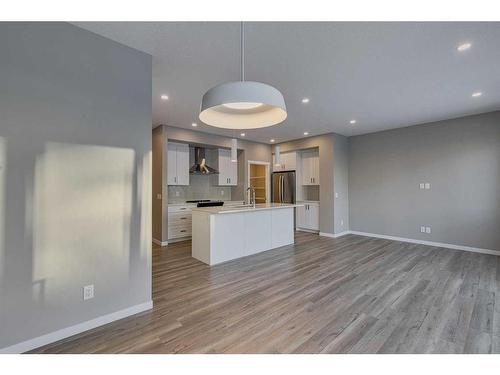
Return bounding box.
[196,201,224,207]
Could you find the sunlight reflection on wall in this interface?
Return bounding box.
[139,150,152,261]
[32,142,135,306]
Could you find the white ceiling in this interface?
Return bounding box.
[74,22,500,144]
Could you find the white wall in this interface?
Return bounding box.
[0,22,152,351]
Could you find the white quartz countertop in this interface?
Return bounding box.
[168,200,245,207]
[192,203,303,214]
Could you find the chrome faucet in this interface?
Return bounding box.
[246,187,256,208]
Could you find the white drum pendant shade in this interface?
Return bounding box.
[199,81,287,129]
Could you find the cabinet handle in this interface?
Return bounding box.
[179,208,186,210]
[180,217,187,220]
[180,230,186,233]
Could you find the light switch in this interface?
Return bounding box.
[425,183,430,190]
[420,226,426,233]
[419,183,425,190]
[425,227,431,234]
[335,192,339,198]
[83,285,94,300]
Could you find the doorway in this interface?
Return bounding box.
[247,160,270,203]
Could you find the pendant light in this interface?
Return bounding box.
[199,22,287,129]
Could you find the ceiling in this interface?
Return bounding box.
[74,22,500,144]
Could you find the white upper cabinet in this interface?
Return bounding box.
[167,142,190,186]
[273,151,297,172]
[218,148,238,186]
[301,150,320,185]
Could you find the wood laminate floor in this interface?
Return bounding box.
[31,232,500,354]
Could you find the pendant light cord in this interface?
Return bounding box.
[240,21,245,82]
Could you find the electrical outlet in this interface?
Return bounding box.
[175,191,180,197]
[420,226,426,233]
[425,227,431,234]
[335,192,339,198]
[341,219,344,226]
[425,183,430,190]
[83,285,94,301]
[220,190,224,196]
[419,183,425,190]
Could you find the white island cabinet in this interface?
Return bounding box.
[191,203,301,265]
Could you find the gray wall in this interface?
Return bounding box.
[160,125,272,242]
[0,23,152,349]
[333,134,349,234]
[152,126,163,241]
[349,111,500,250]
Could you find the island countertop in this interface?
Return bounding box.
[191,203,303,215]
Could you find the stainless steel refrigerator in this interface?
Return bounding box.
[272,171,296,204]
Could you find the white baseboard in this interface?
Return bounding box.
[319,231,350,238]
[152,238,168,246]
[0,300,153,354]
[296,228,319,234]
[349,231,500,256]
[167,237,191,243]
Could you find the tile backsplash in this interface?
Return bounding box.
[168,174,232,203]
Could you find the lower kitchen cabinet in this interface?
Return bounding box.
[167,204,195,241]
[296,201,319,231]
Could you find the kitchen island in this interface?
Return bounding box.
[191,203,302,265]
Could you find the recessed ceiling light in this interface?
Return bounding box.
[457,42,472,52]
[240,133,246,137]
[191,123,197,127]
[301,98,310,104]
[472,92,483,97]
[270,139,275,143]
[160,94,169,100]
[303,132,309,136]
[350,119,357,124]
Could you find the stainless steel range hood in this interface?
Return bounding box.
[189,147,219,175]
